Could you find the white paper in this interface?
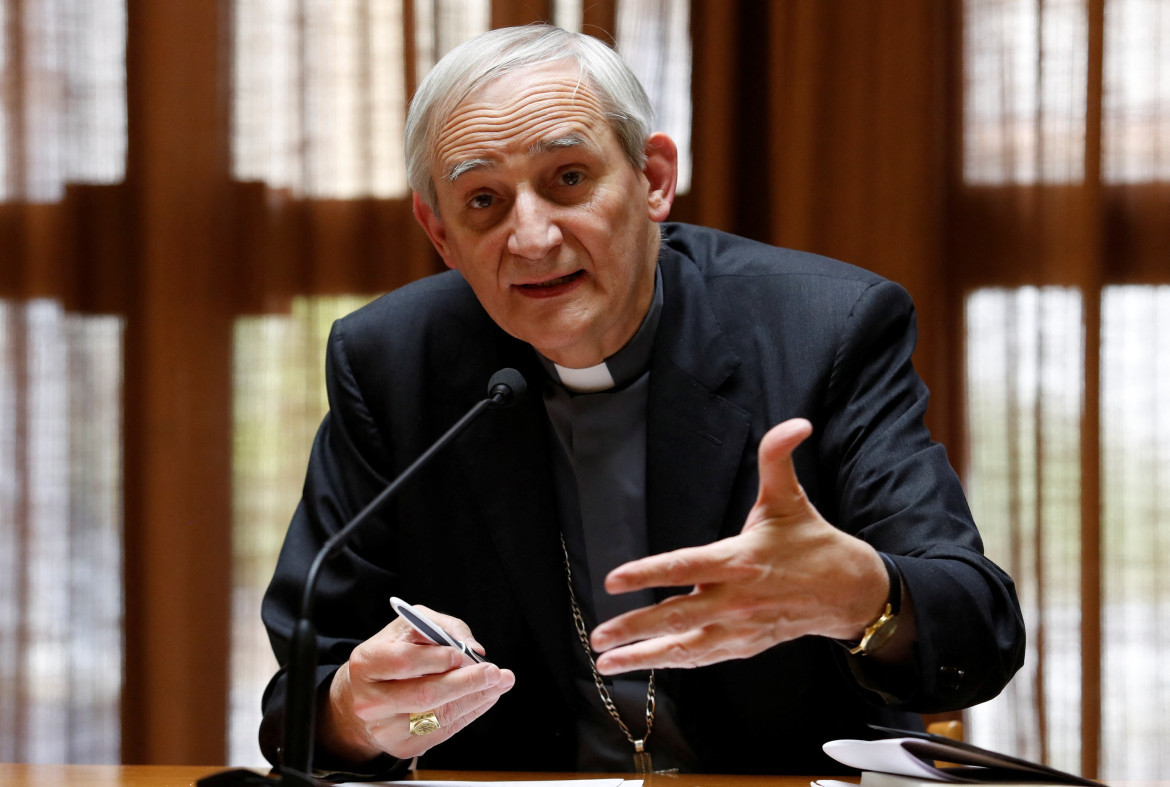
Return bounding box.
[822,739,960,782]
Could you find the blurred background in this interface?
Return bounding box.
[1,0,1167,779]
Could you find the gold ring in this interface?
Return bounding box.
[408,710,440,736]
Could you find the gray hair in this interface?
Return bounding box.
[405,24,655,210]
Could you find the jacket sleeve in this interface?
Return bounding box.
[258,320,411,779]
[815,279,1026,711]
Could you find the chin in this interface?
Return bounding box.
[529,336,594,365]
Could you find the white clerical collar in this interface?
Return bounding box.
[553,362,615,393]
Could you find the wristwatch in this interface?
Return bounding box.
[845,552,902,656]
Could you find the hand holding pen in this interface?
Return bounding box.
[317,597,513,763]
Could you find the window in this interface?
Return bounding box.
[960,1,1169,778]
[965,287,1170,779]
[964,0,1170,186]
[616,0,692,192]
[0,0,127,764]
[1102,0,1170,182]
[0,301,124,763]
[964,288,1085,769]
[1099,286,1170,778]
[963,0,1088,184]
[229,295,375,765]
[0,0,126,202]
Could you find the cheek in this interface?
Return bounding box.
[448,234,500,277]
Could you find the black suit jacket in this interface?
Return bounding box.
[260,223,1025,775]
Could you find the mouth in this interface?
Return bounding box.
[515,270,585,296]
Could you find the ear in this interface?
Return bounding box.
[412,192,457,270]
[643,132,678,222]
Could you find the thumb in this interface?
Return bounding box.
[747,418,814,528]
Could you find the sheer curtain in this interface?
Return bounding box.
[0,303,124,764]
[230,296,372,766]
[0,0,127,765]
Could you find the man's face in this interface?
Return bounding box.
[413,61,677,368]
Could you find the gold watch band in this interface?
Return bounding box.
[841,552,902,656]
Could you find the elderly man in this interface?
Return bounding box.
[260,24,1024,778]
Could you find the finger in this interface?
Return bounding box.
[751,418,814,520]
[383,669,515,731]
[445,667,516,717]
[591,587,733,651]
[603,537,753,595]
[377,661,510,715]
[350,661,509,739]
[369,668,516,758]
[594,627,736,674]
[348,635,466,684]
[429,668,516,733]
[595,614,799,674]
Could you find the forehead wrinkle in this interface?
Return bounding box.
[436,115,606,182]
[433,78,608,172]
[444,131,595,184]
[440,92,606,144]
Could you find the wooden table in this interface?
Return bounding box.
[0,766,843,787]
[0,763,221,786]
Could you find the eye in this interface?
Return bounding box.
[468,193,495,210]
[560,170,584,187]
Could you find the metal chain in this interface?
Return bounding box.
[559,533,655,749]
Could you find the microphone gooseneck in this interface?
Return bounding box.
[197,369,527,787]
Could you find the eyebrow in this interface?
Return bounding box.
[444,157,494,182]
[442,133,599,183]
[531,132,590,155]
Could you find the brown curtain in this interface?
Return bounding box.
[678,0,958,445]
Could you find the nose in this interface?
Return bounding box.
[507,188,562,260]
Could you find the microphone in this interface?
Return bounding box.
[487,367,526,408]
[198,369,528,787]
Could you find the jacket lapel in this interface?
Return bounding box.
[646,249,754,567]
